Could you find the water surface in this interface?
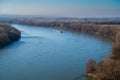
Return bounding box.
[0,24,112,80]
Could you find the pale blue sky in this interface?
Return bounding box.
[0,0,120,17]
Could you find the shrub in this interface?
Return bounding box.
[94,33,120,80]
[112,32,120,59]
[95,59,120,80]
[86,59,96,74]
[86,32,120,80]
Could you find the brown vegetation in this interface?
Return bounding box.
[112,33,120,59]
[86,59,96,74]
[0,17,120,39]
[86,32,120,80]
[94,59,120,80]
[86,59,96,78]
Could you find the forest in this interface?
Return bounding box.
[0,17,120,39]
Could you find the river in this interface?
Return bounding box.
[0,24,112,80]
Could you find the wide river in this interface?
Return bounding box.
[0,24,112,80]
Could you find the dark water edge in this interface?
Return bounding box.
[0,24,112,80]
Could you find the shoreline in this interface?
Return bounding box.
[0,23,21,48]
[0,17,120,80]
[0,17,120,39]
[86,33,120,80]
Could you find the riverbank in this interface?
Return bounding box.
[86,33,120,80]
[0,17,120,39]
[0,17,119,80]
[0,23,21,47]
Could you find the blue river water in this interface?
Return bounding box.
[0,24,112,80]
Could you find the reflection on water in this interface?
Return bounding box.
[0,24,112,80]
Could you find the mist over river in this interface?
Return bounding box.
[0,24,112,80]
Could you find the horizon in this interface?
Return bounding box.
[0,14,120,18]
[0,0,120,17]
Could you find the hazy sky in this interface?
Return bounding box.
[0,0,120,17]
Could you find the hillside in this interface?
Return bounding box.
[0,23,21,47]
